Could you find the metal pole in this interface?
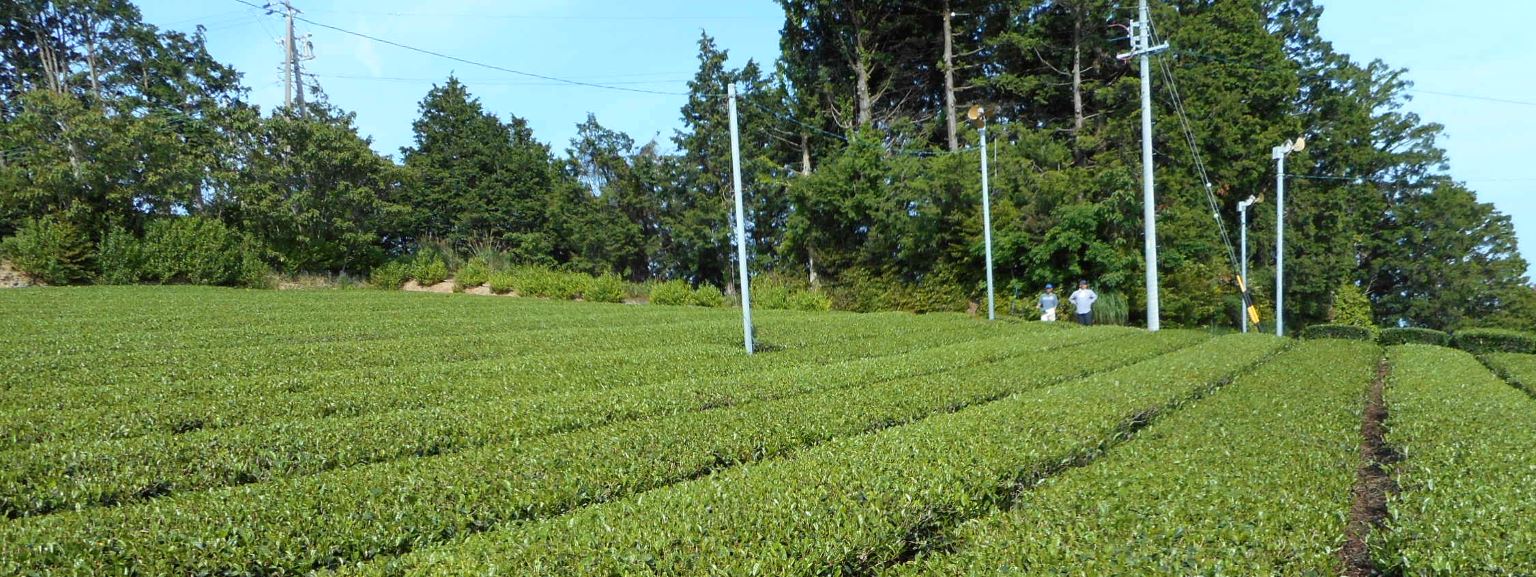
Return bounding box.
[727,84,754,355]
[1136,0,1160,332]
[980,121,995,321]
[1240,205,1248,333]
[1275,152,1285,337]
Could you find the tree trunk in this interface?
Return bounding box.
[84,16,102,99]
[852,9,873,128]
[1071,4,1086,166]
[942,0,959,152]
[800,130,816,287]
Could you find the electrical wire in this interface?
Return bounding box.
[310,73,692,87]
[227,0,689,96]
[1146,20,1243,277]
[304,8,772,22]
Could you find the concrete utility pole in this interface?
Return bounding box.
[1119,0,1168,332]
[728,84,755,355]
[282,0,295,108]
[278,1,312,113]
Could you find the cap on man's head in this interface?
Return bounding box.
[1045,283,1054,289]
[1078,279,1089,286]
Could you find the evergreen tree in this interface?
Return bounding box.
[399,77,558,261]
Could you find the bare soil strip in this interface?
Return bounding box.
[1342,356,1399,577]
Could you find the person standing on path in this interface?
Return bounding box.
[1038,284,1059,322]
[1069,279,1097,326]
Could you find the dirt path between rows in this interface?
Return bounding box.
[1341,357,1399,577]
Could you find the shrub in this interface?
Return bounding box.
[512,267,588,300]
[141,217,244,285]
[486,271,517,294]
[911,269,968,314]
[94,226,143,285]
[1451,328,1536,354]
[412,237,462,272]
[368,261,411,290]
[586,274,625,303]
[789,289,833,312]
[409,255,449,286]
[650,280,693,306]
[1301,323,1375,341]
[455,257,491,290]
[1329,282,1374,329]
[0,216,90,285]
[1379,327,1450,347]
[236,248,273,289]
[690,284,725,308]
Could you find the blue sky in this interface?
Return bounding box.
[137,0,1532,268]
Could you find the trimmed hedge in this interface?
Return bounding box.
[894,340,1376,575]
[1378,327,1450,347]
[0,330,1177,575]
[337,334,1282,577]
[1301,323,1374,341]
[1450,328,1536,354]
[1379,345,1536,574]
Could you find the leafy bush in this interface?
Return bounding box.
[486,271,517,295]
[750,273,832,312]
[650,280,693,306]
[368,261,411,290]
[1329,282,1374,328]
[1378,327,1450,347]
[94,226,143,285]
[690,284,725,307]
[0,216,90,285]
[585,273,625,303]
[789,289,832,312]
[409,255,449,286]
[236,248,274,289]
[455,257,490,290]
[1451,328,1536,354]
[141,217,246,286]
[1301,323,1374,341]
[509,266,589,300]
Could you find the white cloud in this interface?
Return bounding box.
[352,18,383,77]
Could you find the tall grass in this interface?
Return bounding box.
[1092,292,1130,326]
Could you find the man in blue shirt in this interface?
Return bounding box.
[1038,283,1059,322]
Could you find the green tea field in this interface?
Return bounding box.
[1,287,1533,576]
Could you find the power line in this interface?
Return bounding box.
[305,8,773,22]
[1406,89,1536,108]
[1168,47,1536,109]
[229,0,688,97]
[310,73,691,87]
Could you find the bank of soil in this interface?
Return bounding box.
[0,261,33,288]
[1342,357,1398,577]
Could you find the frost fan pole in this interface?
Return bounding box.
[966,105,996,321]
[728,84,755,354]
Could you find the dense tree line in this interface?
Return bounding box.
[1,0,1530,331]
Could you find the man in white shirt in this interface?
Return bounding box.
[1068,279,1097,326]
